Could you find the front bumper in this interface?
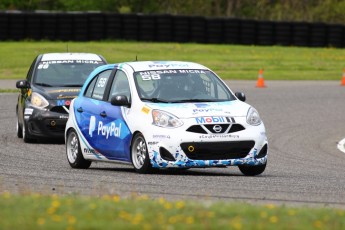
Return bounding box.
[24,107,69,138]
[145,121,268,168]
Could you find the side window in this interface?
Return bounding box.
[84,76,98,98]
[27,57,38,82]
[87,70,112,100]
[108,70,131,102]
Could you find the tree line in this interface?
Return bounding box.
[1,0,344,24]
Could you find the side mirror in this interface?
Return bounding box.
[16,80,30,89]
[235,92,246,102]
[110,95,131,107]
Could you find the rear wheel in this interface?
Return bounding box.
[238,163,266,176]
[66,129,91,169]
[131,133,154,174]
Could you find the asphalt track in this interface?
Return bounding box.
[1,80,345,208]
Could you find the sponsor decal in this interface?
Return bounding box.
[28,89,32,97]
[153,134,171,139]
[195,116,233,124]
[59,115,69,119]
[141,106,150,114]
[24,108,34,115]
[49,89,80,93]
[89,115,122,139]
[83,148,97,154]
[57,100,71,106]
[148,141,159,145]
[193,108,223,113]
[147,63,190,68]
[199,134,240,139]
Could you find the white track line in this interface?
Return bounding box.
[337,138,345,153]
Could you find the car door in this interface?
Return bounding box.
[95,69,132,161]
[75,69,113,150]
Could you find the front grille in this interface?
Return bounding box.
[181,141,255,160]
[50,106,69,114]
[186,124,245,134]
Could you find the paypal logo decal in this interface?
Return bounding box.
[89,116,122,139]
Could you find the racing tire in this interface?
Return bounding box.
[22,120,34,143]
[131,133,155,174]
[16,117,23,138]
[66,129,91,169]
[238,163,266,176]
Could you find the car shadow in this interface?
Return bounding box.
[88,166,271,177]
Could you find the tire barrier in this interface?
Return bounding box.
[0,11,344,47]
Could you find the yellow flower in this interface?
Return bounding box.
[37,218,45,226]
[185,216,194,225]
[168,216,178,224]
[132,213,144,225]
[119,211,131,221]
[265,204,276,209]
[2,192,11,199]
[164,202,172,210]
[313,220,323,228]
[260,211,268,218]
[113,195,120,202]
[68,216,76,224]
[269,216,278,224]
[175,201,185,209]
[47,207,56,215]
[51,215,62,222]
[287,209,296,216]
[51,200,60,208]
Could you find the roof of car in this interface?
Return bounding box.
[41,53,103,61]
[120,61,209,72]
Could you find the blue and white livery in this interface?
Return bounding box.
[65,61,268,175]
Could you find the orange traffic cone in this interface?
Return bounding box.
[256,69,266,88]
[341,68,345,86]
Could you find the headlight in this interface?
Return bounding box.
[31,92,49,108]
[246,107,261,126]
[152,110,183,128]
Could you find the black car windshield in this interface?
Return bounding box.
[134,69,236,102]
[33,60,105,87]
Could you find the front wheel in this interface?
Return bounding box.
[16,117,23,138]
[66,129,91,169]
[22,120,34,143]
[131,133,154,174]
[238,163,266,176]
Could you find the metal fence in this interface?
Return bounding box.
[0,11,344,47]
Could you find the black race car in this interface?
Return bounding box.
[16,53,107,142]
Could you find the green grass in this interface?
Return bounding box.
[0,192,344,230]
[0,41,344,80]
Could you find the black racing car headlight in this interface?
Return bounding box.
[31,92,49,109]
[246,107,261,126]
[152,110,183,128]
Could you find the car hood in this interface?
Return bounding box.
[145,100,251,118]
[33,86,81,100]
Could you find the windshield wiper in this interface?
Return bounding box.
[140,97,170,103]
[35,82,54,87]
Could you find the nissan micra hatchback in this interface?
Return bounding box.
[65,61,268,176]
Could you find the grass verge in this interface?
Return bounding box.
[0,41,344,80]
[0,192,344,229]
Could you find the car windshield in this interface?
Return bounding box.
[134,69,236,102]
[34,60,105,87]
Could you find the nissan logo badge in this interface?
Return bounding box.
[213,125,222,133]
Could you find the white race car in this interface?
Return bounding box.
[65,61,268,176]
